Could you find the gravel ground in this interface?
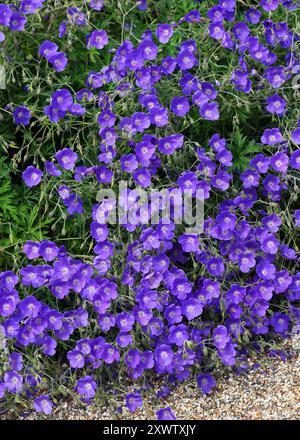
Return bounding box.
[3,337,300,420]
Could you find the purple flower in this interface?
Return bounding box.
[51,88,73,111]
[120,154,138,173]
[149,107,168,127]
[51,89,73,110]
[206,257,225,276]
[232,23,250,42]
[161,56,177,74]
[280,245,296,260]
[98,313,115,332]
[58,20,67,38]
[180,73,197,94]
[291,128,300,145]
[238,250,256,273]
[178,234,199,253]
[23,241,40,260]
[116,312,135,332]
[67,349,85,368]
[126,392,143,412]
[197,374,216,394]
[9,353,23,371]
[158,134,183,155]
[271,312,290,333]
[209,22,225,40]
[177,171,198,195]
[133,168,152,188]
[88,30,108,50]
[207,6,224,22]
[39,40,58,59]
[0,298,15,317]
[132,112,150,132]
[33,395,53,415]
[88,0,104,10]
[45,310,63,330]
[76,376,97,399]
[172,277,192,300]
[76,88,94,102]
[45,161,62,177]
[202,82,217,100]
[249,154,270,173]
[135,141,155,166]
[240,169,260,188]
[41,335,57,355]
[98,110,116,128]
[256,260,276,280]
[20,0,42,15]
[177,50,197,70]
[156,24,173,44]
[164,304,182,325]
[270,152,289,173]
[218,341,236,366]
[290,150,300,170]
[69,103,86,116]
[139,39,158,61]
[51,90,72,112]
[261,128,283,145]
[48,52,68,72]
[199,102,219,120]
[213,325,230,349]
[209,134,226,152]
[0,4,12,26]
[4,371,23,393]
[9,11,27,31]
[20,265,45,288]
[55,148,77,170]
[44,105,66,122]
[125,349,141,369]
[0,382,5,398]
[262,214,281,233]
[245,8,261,24]
[170,96,190,117]
[13,106,31,125]
[261,234,279,255]
[295,210,300,228]
[274,270,292,294]
[156,407,176,420]
[116,332,132,347]
[22,166,42,187]
[260,0,279,12]
[169,324,188,346]
[65,194,84,215]
[0,270,18,290]
[264,67,286,89]
[155,344,174,369]
[217,149,233,167]
[266,94,286,115]
[19,295,41,318]
[96,166,113,184]
[181,298,203,320]
[39,241,58,261]
[262,174,280,193]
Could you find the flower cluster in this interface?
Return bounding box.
[1,0,300,420]
[0,1,45,40]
